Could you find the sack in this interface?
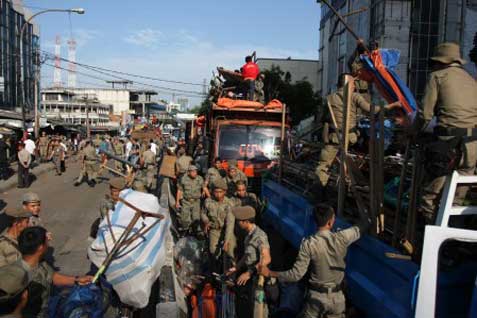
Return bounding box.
[48,284,107,318]
[424,137,462,177]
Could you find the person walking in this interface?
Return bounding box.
[17,143,31,188]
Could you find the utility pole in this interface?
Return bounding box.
[86,102,91,139]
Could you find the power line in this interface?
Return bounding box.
[40,49,206,87]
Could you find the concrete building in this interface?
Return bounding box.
[257,58,320,92]
[129,89,158,117]
[318,0,477,99]
[41,89,112,127]
[69,88,130,115]
[177,97,190,112]
[0,0,40,116]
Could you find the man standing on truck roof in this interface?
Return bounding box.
[411,42,477,224]
[259,204,368,318]
[315,73,400,190]
[241,55,260,101]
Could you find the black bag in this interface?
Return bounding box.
[424,137,462,177]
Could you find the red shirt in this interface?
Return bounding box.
[241,62,260,80]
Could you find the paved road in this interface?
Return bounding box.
[0,160,110,276]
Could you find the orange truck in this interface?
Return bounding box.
[206,98,287,191]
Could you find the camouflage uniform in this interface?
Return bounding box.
[205,166,226,190]
[276,226,361,318]
[178,174,204,230]
[22,260,55,318]
[315,88,373,186]
[143,149,157,190]
[226,170,248,197]
[0,229,21,267]
[202,196,236,258]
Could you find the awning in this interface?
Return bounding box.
[0,110,34,121]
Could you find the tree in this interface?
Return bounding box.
[262,65,323,126]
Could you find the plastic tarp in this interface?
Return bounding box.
[216,97,283,110]
[88,189,171,308]
[360,49,417,114]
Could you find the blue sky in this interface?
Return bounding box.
[26,0,320,105]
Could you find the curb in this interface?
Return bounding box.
[0,163,56,193]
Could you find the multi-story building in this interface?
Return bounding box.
[0,0,40,116]
[129,89,158,116]
[41,89,112,127]
[318,0,477,99]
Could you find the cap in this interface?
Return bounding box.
[232,206,256,220]
[213,179,228,191]
[188,165,198,172]
[430,42,466,65]
[109,177,126,190]
[0,262,31,302]
[22,192,40,204]
[4,207,32,219]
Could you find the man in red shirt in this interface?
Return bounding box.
[241,56,260,101]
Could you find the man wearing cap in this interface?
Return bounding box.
[48,139,65,176]
[22,192,42,227]
[75,140,99,187]
[0,262,31,317]
[226,160,248,197]
[175,147,193,179]
[203,157,226,198]
[411,42,477,224]
[99,177,126,219]
[202,178,236,259]
[141,144,157,191]
[227,206,271,318]
[176,165,204,233]
[0,208,32,267]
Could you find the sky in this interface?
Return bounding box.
[25,0,320,106]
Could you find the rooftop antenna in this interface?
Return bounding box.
[53,35,62,87]
[67,38,77,88]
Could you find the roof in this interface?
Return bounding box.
[0,110,34,121]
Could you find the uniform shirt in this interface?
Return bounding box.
[202,197,235,242]
[22,260,55,318]
[205,167,226,189]
[236,225,270,273]
[143,149,156,167]
[30,215,44,227]
[226,171,248,196]
[233,192,261,211]
[83,145,97,161]
[0,229,21,267]
[52,145,64,159]
[178,174,204,200]
[38,136,49,146]
[326,88,374,131]
[277,226,361,288]
[18,149,31,167]
[175,155,193,175]
[242,62,260,80]
[415,64,477,132]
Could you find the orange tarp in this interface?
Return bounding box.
[216,98,283,110]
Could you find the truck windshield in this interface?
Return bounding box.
[218,125,282,161]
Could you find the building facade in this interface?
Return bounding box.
[41,89,111,127]
[0,0,40,114]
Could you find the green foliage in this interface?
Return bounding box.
[262,65,323,125]
[190,99,211,115]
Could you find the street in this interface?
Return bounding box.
[0,160,109,276]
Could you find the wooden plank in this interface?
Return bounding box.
[159,155,177,178]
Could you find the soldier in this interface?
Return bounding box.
[315,73,400,188]
[176,165,204,233]
[347,39,376,103]
[0,262,32,317]
[259,204,367,318]
[225,160,248,197]
[203,157,227,198]
[99,177,126,219]
[74,140,99,187]
[22,192,42,227]
[175,147,193,179]
[255,73,266,104]
[411,43,477,224]
[142,144,157,191]
[18,226,93,318]
[37,131,49,162]
[202,179,236,259]
[112,137,125,172]
[232,180,262,211]
[48,139,65,176]
[227,206,271,318]
[0,208,32,267]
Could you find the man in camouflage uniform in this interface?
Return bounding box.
[99,177,126,219]
[0,208,32,267]
[232,180,262,211]
[0,261,32,316]
[175,147,193,179]
[176,165,204,232]
[315,73,400,187]
[411,43,477,224]
[260,204,367,318]
[22,192,43,228]
[75,140,99,187]
[226,160,248,197]
[142,144,157,191]
[347,39,374,103]
[49,139,65,176]
[112,137,125,172]
[202,179,236,259]
[37,131,49,162]
[203,157,226,198]
[228,206,271,318]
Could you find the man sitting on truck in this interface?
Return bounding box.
[241,55,260,101]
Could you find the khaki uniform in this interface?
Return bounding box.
[205,167,226,190]
[38,136,49,160]
[226,170,248,197]
[235,225,270,318]
[178,174,204,230]
[349,56,371,103]
[315,88,372,186]
[113,142,125,171]
[0,229,21,267]
[414,65,477,219]
[22,260,55,318]
[175,155,193,177]
[277,226,361,318]
[51,145,65,175]
[202,197,236,258]
[77,145,98,182]
[99,196,115,219]
[232,192,261,211]
[143,149,156,189]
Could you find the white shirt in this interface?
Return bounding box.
[150,142,157,155]
[125,141,133,157]
[24,139,36,155]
